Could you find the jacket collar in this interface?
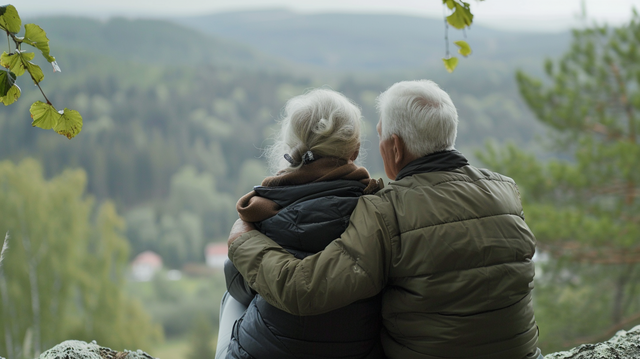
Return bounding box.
[395,149,469,181]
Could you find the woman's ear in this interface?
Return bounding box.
[349,148,360,161]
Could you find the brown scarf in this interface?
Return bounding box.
[236,157,382,222]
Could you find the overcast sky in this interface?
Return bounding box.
[13,0,640,32]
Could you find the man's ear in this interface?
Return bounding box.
[391,134,405,166]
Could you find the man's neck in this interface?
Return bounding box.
[395,150,469,181]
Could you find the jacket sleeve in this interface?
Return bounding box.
[228,196,393,316]
[224,258,257,307]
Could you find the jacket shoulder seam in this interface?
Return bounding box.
[402,213,525,235]
[362,195,397,239]
[430,175,516,187]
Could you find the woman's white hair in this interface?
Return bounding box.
[376,80,458,157]
[265,88,363,174]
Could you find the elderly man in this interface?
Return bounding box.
[227,80,541,359]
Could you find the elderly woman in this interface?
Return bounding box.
[215,89,384,359]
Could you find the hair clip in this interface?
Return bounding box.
[302,151,315,164]
[284,153,294,164]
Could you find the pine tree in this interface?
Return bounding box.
[479,11,640,352]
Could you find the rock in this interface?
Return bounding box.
[35,327,640,359]
[544,325,640,359]
[39,340,156,359]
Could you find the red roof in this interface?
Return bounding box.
[206,243,228,256]
[132,251,163,266]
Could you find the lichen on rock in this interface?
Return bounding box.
[33,326,640,359]
[39,340,156,359]
[544,325,640,359]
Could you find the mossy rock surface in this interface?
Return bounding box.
[28,326,640,359]
[545,325,640,359]
[39,340,155,359]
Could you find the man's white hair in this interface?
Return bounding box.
[265,88,363,174]
[376,80,458,157]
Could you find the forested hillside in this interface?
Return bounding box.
[0,15,553,258]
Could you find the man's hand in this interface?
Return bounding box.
[228,218,256,247]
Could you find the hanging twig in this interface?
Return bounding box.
[443,11,450,58]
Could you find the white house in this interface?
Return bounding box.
[205,242,228,269]
[131,250,163,281]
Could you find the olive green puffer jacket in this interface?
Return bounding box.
[229,159,540,359]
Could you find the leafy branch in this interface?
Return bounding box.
[0,4,82,139]
[441,0,481,73]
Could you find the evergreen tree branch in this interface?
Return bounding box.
[588,182,639,197]
[539,242,640,264]
[609,62,637,206]
[584,121,624,140]
[609,63,637,144]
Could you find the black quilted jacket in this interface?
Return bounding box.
[224,180,384,359]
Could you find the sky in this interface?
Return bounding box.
[12,0,640,32]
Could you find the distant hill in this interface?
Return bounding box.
[176,9,572,71]
[26,16,290,70]
[0,13,558,211]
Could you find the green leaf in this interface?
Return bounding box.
[30,102,84,139]
[0,51,34,77]
[23,24,56,63]
[0,5,21,34]
[25,61,44,84]
[54,108,83,139]
[30,101,59,130]
[454,40,472,56]
[0,51,44,83]
[1,51,46,83]
[443,57,459,73]
[0,84,20,105]
[444,0,456,10]
[0,69,16,97]
[447,3,474,30]
[2,52,15,72]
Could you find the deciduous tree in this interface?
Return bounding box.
[0,159,161,358]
